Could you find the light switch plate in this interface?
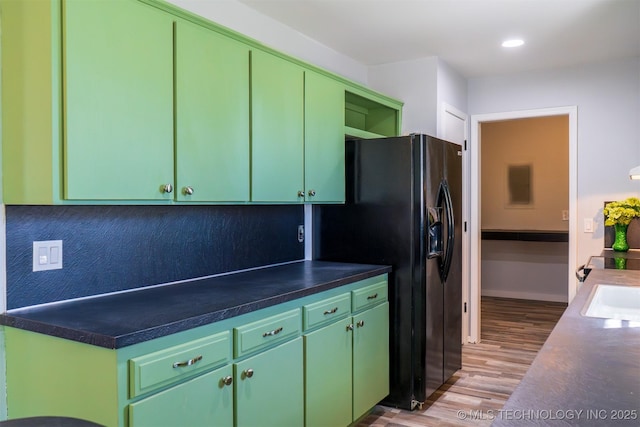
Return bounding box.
[33,240,63,272]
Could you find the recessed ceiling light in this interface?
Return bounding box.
[502,39,525,48]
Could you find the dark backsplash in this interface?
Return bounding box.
[6,205,304,309]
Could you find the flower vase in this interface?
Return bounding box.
[612,224,629,252]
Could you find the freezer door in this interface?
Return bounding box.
[443,141,463,380]
[422,137,445,400]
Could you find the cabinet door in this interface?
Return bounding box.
[128,365,233,427]
[175,21,250,202]
[304,319,353,427]
[235,338,304,427]
[304,71,345,203]
[353,302,390,419]
[64,0,174,200]
[251,50,304,202]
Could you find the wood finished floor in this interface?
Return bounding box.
[356,296,567,427]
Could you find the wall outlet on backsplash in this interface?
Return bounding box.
[32,240,63,272]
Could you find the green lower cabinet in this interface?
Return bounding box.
[353,302,390,419]
[128,365,233,427]
[234,337,304,427]
[304,319,353,427]
[3,276,388,427]
[304,301,390,427]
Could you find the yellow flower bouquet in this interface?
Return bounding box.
[604,197,640,226]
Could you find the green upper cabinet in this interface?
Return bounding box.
[175,21,250,202]
[1,0,401,205]
[250,50,305,202]
[63,0,175,200]
[304,71,345,203]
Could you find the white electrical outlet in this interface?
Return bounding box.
[562,210,569,221]
[33,240,63,272]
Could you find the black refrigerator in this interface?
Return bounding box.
[313,134,462,410]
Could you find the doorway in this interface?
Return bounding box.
[468,106,577,343]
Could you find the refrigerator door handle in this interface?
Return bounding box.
[436,180,455,282]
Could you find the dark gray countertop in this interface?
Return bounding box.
[0,261,391,349]
[493,268,640,426]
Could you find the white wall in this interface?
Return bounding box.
[436,59,468,135]
[469,57,640,268]
[367,57,469,137]
[165,0,368,84]
[367,57,439,135]
[481,241,568,302]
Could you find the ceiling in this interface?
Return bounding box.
[237,0,640,78]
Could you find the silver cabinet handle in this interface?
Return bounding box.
[172,355,202,368]
[297,190,304,198]
[242,368,254,379]
[346,324,354,331]
[221,376,233,386]
[262,327,283,337]
[308,189,316,197]
[161,184,173,194]
[323,307,338,315]
[367,293,378,300]
[356,320,365,328]
[182,186,194,195]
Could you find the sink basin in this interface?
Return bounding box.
[582,284,640,321]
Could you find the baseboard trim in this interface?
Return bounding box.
[481,289,568,303]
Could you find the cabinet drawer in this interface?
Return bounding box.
[129,331,230,398]
[303,293,350,331]
[351,280,388,312]
[234,308,301,358]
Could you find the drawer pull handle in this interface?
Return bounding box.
[263,327,283,337]
[172,355,203,368]
[346,324,354,331]
[323,307,339,315]
[356,320,365,328]
[242,368,254,379]
[367,293,378,300]
[221,376,233,386]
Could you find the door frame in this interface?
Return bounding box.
[439,102,469,345]
[468,106,577,343]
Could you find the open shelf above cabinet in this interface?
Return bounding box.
[345,91,401,138]
[344,126,386,140]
